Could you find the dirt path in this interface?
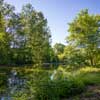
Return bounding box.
[62,85,100,100]
[78,85,100,100]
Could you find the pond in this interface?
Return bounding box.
[0,65,63,99]
[0,69,26,100]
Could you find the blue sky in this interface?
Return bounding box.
[5,0,100,45]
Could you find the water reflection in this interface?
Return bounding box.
[0,70,26,100]
[0,64,65,99]
[50,70,57,80]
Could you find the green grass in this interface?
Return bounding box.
[72,67,100,85]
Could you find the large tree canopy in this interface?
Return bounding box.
[0,0,53,65]
[67,9,100,66]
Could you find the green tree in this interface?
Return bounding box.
[62,45,86,67]
[19,4,51,64]
[67,9,100,66]
[0,0,13,64]
[53,43,65,55]
[53,43,65,63]
[0,1,52,65]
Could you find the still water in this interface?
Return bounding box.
[0,65,62,100]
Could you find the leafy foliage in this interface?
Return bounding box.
[0,0,55,65]
[60,9,100,67]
